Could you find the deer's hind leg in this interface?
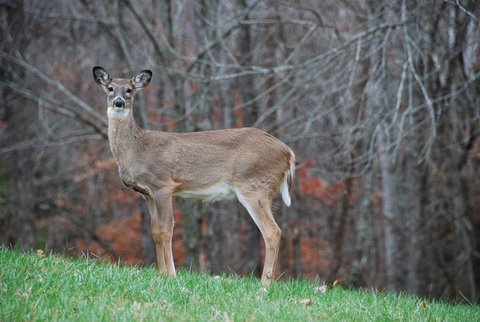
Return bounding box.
[235,187,281,287]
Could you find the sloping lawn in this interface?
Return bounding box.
[1,248,478,321]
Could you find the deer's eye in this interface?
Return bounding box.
[108,87,114,92]
[126,88,132,94]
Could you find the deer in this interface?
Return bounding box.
[93,66,295,286]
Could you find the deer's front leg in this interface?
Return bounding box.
[145,196,166,273]
[150,192,176,277]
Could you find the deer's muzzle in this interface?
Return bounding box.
[113,97,125,108]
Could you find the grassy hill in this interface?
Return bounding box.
[1,247,478,321]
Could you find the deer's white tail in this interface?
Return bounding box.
[280,151,295,207]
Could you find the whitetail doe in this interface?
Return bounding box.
[93,66,295,286]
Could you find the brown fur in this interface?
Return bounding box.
[93,66,295,286]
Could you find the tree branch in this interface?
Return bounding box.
[121,0,171,79]
[0,80,108,138]
[173,20,409,82]
[0,51,104,123]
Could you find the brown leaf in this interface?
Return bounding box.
[420,301,429,310]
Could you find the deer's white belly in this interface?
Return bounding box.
[175,181,236,202]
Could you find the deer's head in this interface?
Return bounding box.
[93,66,152,118]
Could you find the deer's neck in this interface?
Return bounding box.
[107,108,143,164]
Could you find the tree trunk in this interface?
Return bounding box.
[182,200,204,270]
[1,1,36,249]
[235,0,262,277]
[379,130,402,291]
[206,206,223,274]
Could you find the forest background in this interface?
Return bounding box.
[1,0,479,303]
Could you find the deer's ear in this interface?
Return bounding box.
[93,66,110,86]
[132,70,152,89]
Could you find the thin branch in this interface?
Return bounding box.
[1,1,106,23]
[252,82,297,128]
[106,6,149,129]
[402,0,436,159]
[184,0,262,74]
[121,0,171,79]
[0,133,104,154]
[173,20,408,82]
[444,0,479,21]
[273,1,340,32]
[0,51,105,123]
[239,18,315,26]
[0,80,108,138]
[184,23,243,74]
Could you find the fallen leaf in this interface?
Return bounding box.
[300,298,314,306]
[132,301,141,311]
[223,312,233,322]
[420,301,429,310]
[36,249,45,257]
[314,285,328,294]
[256,287,268,300]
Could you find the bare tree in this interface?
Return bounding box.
[1,0,479,302]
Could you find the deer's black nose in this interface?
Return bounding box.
[113,98,125,108]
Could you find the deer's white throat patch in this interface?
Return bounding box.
[108,106,130,119]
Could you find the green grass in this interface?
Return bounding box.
[1,248,478,321]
